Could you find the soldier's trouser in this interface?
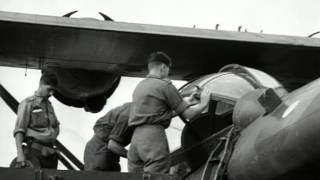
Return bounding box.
[84,135,120,171]
[10,144,58,169]
[128,125,170,174]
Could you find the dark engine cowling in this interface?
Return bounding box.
[41,12,119,113]
[43,68,120,113]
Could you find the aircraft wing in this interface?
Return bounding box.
[1,11,320,90]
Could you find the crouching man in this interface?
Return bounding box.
[84,102,134,171]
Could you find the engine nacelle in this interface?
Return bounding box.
[232,89,266,131]
[44,68,120,113]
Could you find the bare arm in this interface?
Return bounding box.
[107,139,128,158]
[183,92,200,106]
[181,90,211,120]
[15,132,26,165]
[13,101,30,165]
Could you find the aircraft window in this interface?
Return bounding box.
[200,73,255,100]
[215,101,234,115]
[245,67,284,89]
[180,73,256,117]
[180,73,256,101]
[180,73,229,94]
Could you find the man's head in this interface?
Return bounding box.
[38,73,58,99]
[147,51,172,78]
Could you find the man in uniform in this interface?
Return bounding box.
[128,51,211,174]
[12,73,60,169]
[83,102,134,171]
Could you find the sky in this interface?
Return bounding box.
[0,0,320,171]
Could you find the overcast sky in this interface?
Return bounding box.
[0,0,320,170]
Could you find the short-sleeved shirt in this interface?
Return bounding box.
[129,75,189,128]
[93,103,134,146]
[13,93,60,144]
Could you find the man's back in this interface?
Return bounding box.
[128,74,188,174]
[129,75,188,128]
[84,102,133,171]
[128,51,210,174]
[93,102,130,140]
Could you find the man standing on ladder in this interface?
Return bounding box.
[128,51,210,174]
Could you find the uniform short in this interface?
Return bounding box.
[84,135,120,171]
[128,125,170,173]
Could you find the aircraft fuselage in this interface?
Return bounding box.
[228,78,320,180]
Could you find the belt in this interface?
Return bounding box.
[29,142,56,156]
[30,142,52,150]
[135,124,166,129]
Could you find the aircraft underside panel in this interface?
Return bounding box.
[1,11,320,89]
